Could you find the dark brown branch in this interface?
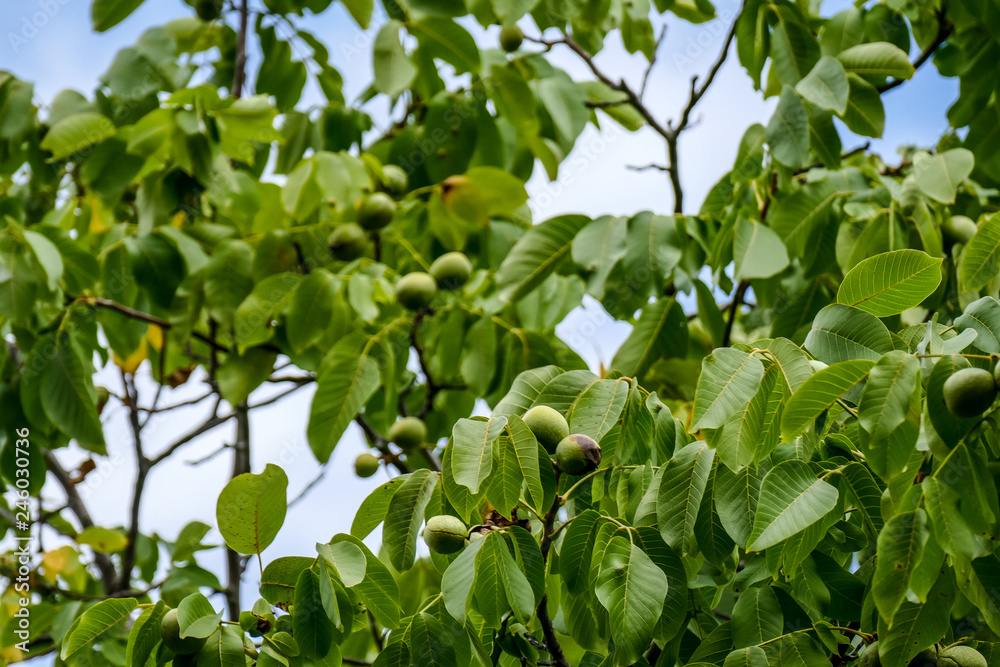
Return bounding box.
[722,281,749,348]
[119,373,151,591]
[674,16,739,134]
[225,401,251,620]
[82,296,229,353]
[232,0,249,99]
[41,450,118,592]
[149,408,231,465]
[793,142,871,175]
[878,10,951,93]
[536,483,571,667]
[355,415,412,474]
[627,163,670,172]
[640,24,668,100]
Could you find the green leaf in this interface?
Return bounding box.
[765,88,810,168]
[724,646,770,667]
[41,112,115,160]
[91,0,146,31]
[373,21,416,97]
[504,415,545,512]
[594,535,668,665]
[877,570,955,667]
[341,0,374,27]
[493,366,562,418]
[351,477,406,539]
[410,19,480,74]
[22,230,63,291]
[716,463,766,547]
[495,214,591,302]
[611,298,688,378]
[317,541,367,587]
[836,249,942,316]
[770,4,820,85]
[842,74,884,138]
[487,433,524,517]
[260,556,313,606]
[568,377,630,442]
[857,351,921,480]
[961,212,1000,292]
[572,215,627,298]
[125,601,165,667]
[474,532,534,627]
[836,42,914,79]
[216,463,287,556]
[287,270,339,354]
[332,534,401,628]
[873,510,929,622]
[294,569,334,659]
[442,535,485,622]
[384,469,437,571]
[734,218,790,280]
[780,359,874,440]
[203,240,254,328]
[955,296,1000,354]
[308,335,382,463]
[804,304,893,364]
[795,56,849,115]
[747,460,839,551]
[692,348,765,430]
[908,148,974,204]
[709,362,783,470]
[63,598,138,658]
[77,526,127,553]
[39,336,106,454]
[768,181,838,258]
[839,462,884,537]
[657,441,715,553]
[451,416,507,493]
[731,586,783,647]
[177,592,222,639]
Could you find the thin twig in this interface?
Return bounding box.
[722,281,749,347]
[640,24,668,101]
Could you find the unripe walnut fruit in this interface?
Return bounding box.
[328,223,368,261]
[357,192,396,230]
[943,368,997,418]
[522,405,569,453]
[429,252,473,291]
[423,515,467,554]
[500,25,523,52]
[381,165,408,196]
[354,453,380,478]
[942,215,978,245]
[938,646,987,667]
[161,608,206,655]
[858,640,880,667]
[396,272,437,310]
[555,434,602,475]
[388,416,427,450]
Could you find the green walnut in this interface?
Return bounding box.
[942,215,978,245]
[195,0,223,21]
[994,359,1000,390]
[522,405,569,453]
[808,359,828,373]
[328,223,368,261]
[354,453,380,478]
[388,416,427,450]
[938,646,987,667]
[943,367,997,418]
[381,165,409,197]
[423,515,467,554]
[909,646,938,666]
[357,192,397,230]
[500,25,523,52]
[396,272,437,310]
[858,640,881,667]
[555,434,602,475]
[161,608,206,655]
[429,252,473,291]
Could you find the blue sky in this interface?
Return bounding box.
[1,0,960,629]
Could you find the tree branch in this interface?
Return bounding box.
[536,482,571,667]
[232,0,249,99]
[118,373,151,591]
[81,296,229,353]
[225,401,251,620]
[722,281,749,347]
[878,9,951,93]
[41,450,118,592]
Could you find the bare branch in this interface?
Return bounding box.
[722,281,749,347]
[640,24,669,101]
[232,0,249,98]
[41,450,118,592]
[225,401,251,620]
[627,163,670,172]
[119,373,152,591]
